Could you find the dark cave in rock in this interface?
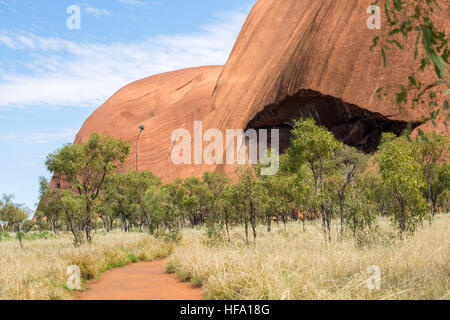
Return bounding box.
[246,89,421,154]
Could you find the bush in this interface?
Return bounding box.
[0,232,12,241]
[14,231,53,241]
[203,220,226,247]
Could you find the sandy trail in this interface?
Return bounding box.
[79,259,204,300]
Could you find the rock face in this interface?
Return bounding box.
[73,0,449,181]
[75,65,223,181]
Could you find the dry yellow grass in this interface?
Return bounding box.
[169,215,450,300]
[0,231,172,300]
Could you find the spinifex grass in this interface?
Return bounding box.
[169,215,449,300]
[0,231,172,300]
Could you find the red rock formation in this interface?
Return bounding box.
[75,66,223,182]
[73,0,449,181]
[198,0,448,176]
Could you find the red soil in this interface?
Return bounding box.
[78,259,204,300]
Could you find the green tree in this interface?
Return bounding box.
[378,133,428,236]
[36,176,63,234]
[202,172,230,223]
[415,132,450,219]
[102,171,160,232]
[46,133,130,243]
[59,190,86,246]
[216,184,238,242]
[232,166,265,245]
[142,184,164,234]
[158,183,184,243]
[183,177,209,226]
[331,145,367,239]
[357,169,391,216]
[344,187,378,239]
[431,162,450,213]
[0,194,29,249]
[285,118,341,241]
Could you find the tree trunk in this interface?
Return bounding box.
[244,219,249,245]
[225,209,230,242]
[339,196,344,240]
[17,225,23,249]
[250,202,256,244]
[399,202,406,239]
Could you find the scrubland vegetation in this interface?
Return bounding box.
[0,232,172,300]
[169,215,449,300]
[1,118,448,300]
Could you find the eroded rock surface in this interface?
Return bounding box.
[72,0,449,181]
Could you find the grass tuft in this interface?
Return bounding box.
[0,231,172,300]
[169,215,450,300]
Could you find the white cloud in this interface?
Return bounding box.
[0,10,247,108]
[0,35,15,48]
[0,129,77,144]
[86,7,113,18]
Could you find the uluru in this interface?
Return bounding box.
[2,0,449,302]
[74,0,449,181]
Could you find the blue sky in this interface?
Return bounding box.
[0,0,255,211]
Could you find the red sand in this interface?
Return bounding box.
[78,259,204,300]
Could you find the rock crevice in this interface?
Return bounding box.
[245,89,421,153]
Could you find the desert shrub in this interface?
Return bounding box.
[0,232,12,241]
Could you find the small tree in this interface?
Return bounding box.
[101,171,159,232]
[202,172,230,223]
[233,165,265,245]
[216,185,237,242]
[344,186,378,242]
[158,183,184,243]
[331,145,367,239]
[46,133,130,243]
[59,190,86,246]
[0,194,29,249]
[378,133,428,236]
[36,176,63,234]
[415,132,450,220]
[432,163,450,213]
[285,118,341,241]
[142,184,164,234]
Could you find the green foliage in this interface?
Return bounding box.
[203,219,226,246]
[0,194,30,248]
[33,116,446,247]
[371,0,449,128]
[15,230,53,241]
[285,118,342,240]
[45,133,130,244]
[36,176,63,233]
[101,170,161,233]
[415,132,450,216]
[344,187,377,238]
[0,232,12,241]
[286,118,341,189]
[378,133,429,235]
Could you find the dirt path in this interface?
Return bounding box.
[79,259,204,300]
